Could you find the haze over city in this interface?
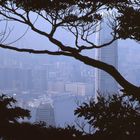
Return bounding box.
[0,1,140,139]
[0,25,140,126]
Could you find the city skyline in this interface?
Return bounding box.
[0,41,140,126]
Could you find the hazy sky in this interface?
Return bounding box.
[1,17,140,61]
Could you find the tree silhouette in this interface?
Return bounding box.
[0,1,140,98]
[9,122,83,140]
[0,94,83,140]
[0,94,30,140]
[75,94,140,140]
[1,93,140,140]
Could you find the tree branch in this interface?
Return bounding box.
[72,53,139,94]
[0,44,72,56]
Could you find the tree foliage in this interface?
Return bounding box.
[0,1,140,97]
[1,93,140,140]
[0,94,30,140]
[1,0,139,40]
[0,94,82,140]
[0,94,30,124]
[75,94,140,139]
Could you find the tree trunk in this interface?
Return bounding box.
[73,53,140,98]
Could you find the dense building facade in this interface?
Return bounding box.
[36,103,56,126]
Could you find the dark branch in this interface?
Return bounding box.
[0,44,72,56]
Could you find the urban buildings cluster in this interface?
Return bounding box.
[1,17,139,127]
[0,49,95,126]
[0,18,119,126]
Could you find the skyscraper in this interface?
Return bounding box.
[95,15,118,96]
[36,102,55,127]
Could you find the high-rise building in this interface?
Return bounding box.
[36,102,55,127]
[95,15,118,96]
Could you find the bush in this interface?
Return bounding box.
[75,94,140,140]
